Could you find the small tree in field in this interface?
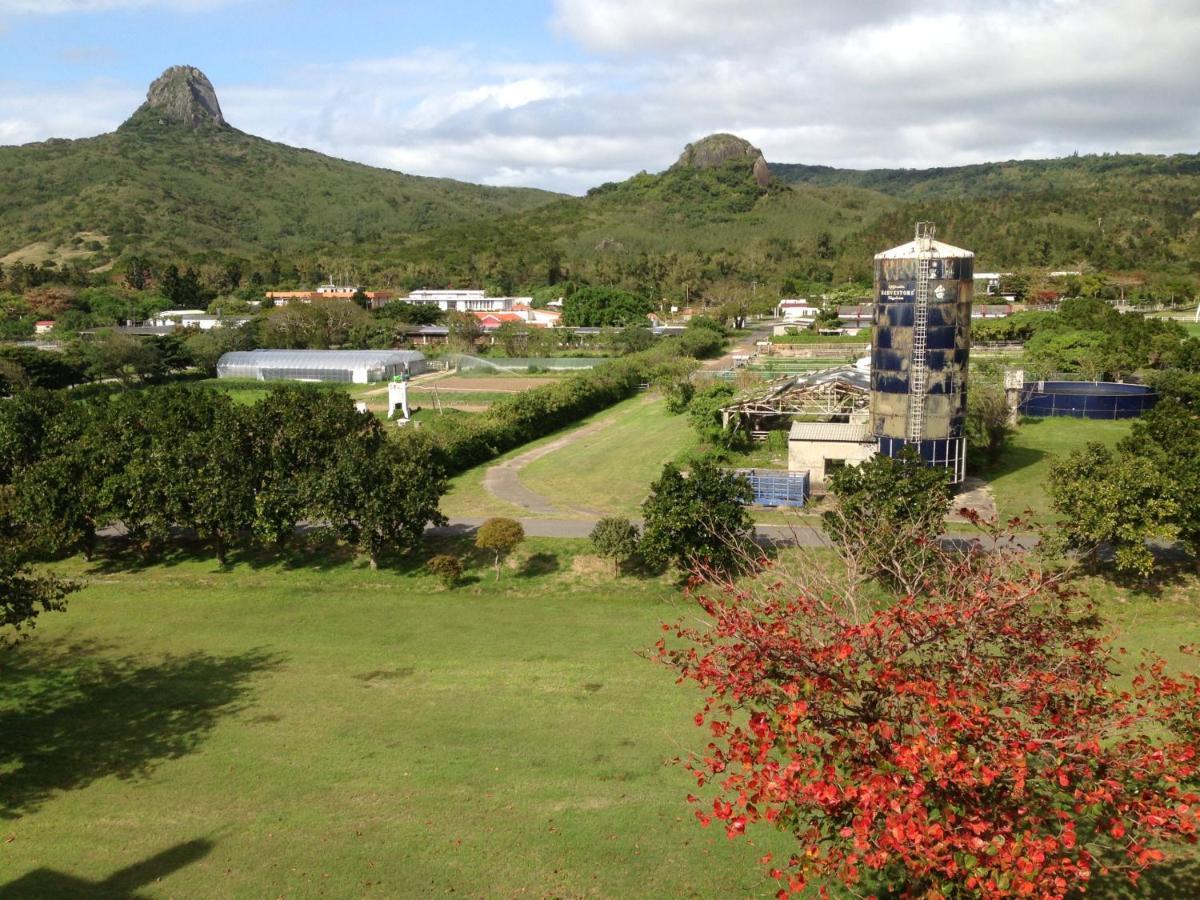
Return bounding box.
[1048,442,1178,577]
[589,516,640,575]
[426,553,464,589]
[823,450,951,596]
[657,520,1200,899]
[475,518,524,581]
[640,461,754,575]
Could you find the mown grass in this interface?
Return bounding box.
[2,537,801,898]
[438,394,698,521]
[4,536,1197,898]
[981,416,1133,521]
[518,395,697,518]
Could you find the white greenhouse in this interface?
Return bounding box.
[216,349,426,384]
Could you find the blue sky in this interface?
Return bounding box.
[2,0,1198,193]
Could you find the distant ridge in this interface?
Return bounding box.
[0,66,564,264]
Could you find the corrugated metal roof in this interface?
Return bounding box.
[789,421,873,443]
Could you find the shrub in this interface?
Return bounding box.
[823,450,952,595]
[658,527,1200,899]
[426,553,464,588]
[589,516,640,575]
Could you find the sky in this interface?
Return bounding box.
[1,0,1198,194]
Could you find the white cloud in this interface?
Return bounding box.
[1,0,1198,193]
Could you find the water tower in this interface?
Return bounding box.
[870,223,974,483]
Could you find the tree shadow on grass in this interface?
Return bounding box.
[518,551,560,578]
[0,639,280,819]
[975,442,1047,483]
[2,838,213,899]
[1090,853,1200,898]
[86,531,358,575]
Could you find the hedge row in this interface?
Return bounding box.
[408,341,692,473]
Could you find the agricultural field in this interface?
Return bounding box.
[5,537,1198,898]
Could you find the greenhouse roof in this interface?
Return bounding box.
[217,349,425,369]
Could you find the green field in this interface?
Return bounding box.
[6,535,1198,898]
[439,394,697,521]
[981,416,1133,521]
[2,539,798,898]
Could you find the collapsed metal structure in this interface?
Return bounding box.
[721,366,871,434]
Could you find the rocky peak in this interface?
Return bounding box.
[672,133,770,188]
[129,65,227,129]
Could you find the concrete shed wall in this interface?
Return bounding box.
[788,439,877,486]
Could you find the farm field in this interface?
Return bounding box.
[5,539,1198,898]
[1,539,796,898]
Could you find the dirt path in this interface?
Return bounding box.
[481,416,617,517]
[949,476,998,522]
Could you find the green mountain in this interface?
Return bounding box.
[380,138,1200,298]
[0,66,562,267]
[773,155,1200,273]
[2,66,1197,301]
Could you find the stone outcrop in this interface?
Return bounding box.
[672,133,770,187]
[131,66,227,129]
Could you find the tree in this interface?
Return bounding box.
[687,382,743,449]
[562,286,652,327]
[1048,443,1178,577]
[964,382,1014,468]
[314,430,448,569]
[1,551,76,648]
[1119,398,1200,556]
[640,461,754,573]
[589,516,640,575]
[122,255,152,291]
[447,311,483,352]
[657,525,1200,899]
[475,517,525,581]
[823,450,952,595]
[248,386,373,548]
[166,399,257,566]
[650,358,699,413]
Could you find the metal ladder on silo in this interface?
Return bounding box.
[907,230,933,444]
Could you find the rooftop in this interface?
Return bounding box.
[789,420,872,443]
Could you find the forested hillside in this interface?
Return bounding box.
[1,66,1197,307]
[0,113,561,266]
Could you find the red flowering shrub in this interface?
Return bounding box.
[657,526,1200,898]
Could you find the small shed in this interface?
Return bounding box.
[788,420,877,486]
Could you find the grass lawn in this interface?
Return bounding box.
[981,416,1133,521]
[439,394,697,521]
[2,539,796,898]
[5,540,1197,898]
[518,396,696,518]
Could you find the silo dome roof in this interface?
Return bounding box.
[875,239,974,260]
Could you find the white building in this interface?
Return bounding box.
[776,299,820,322]
[404,290,531,313]
[216,349,426,384]
[787,420,877,486]
[148,310,251,330]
